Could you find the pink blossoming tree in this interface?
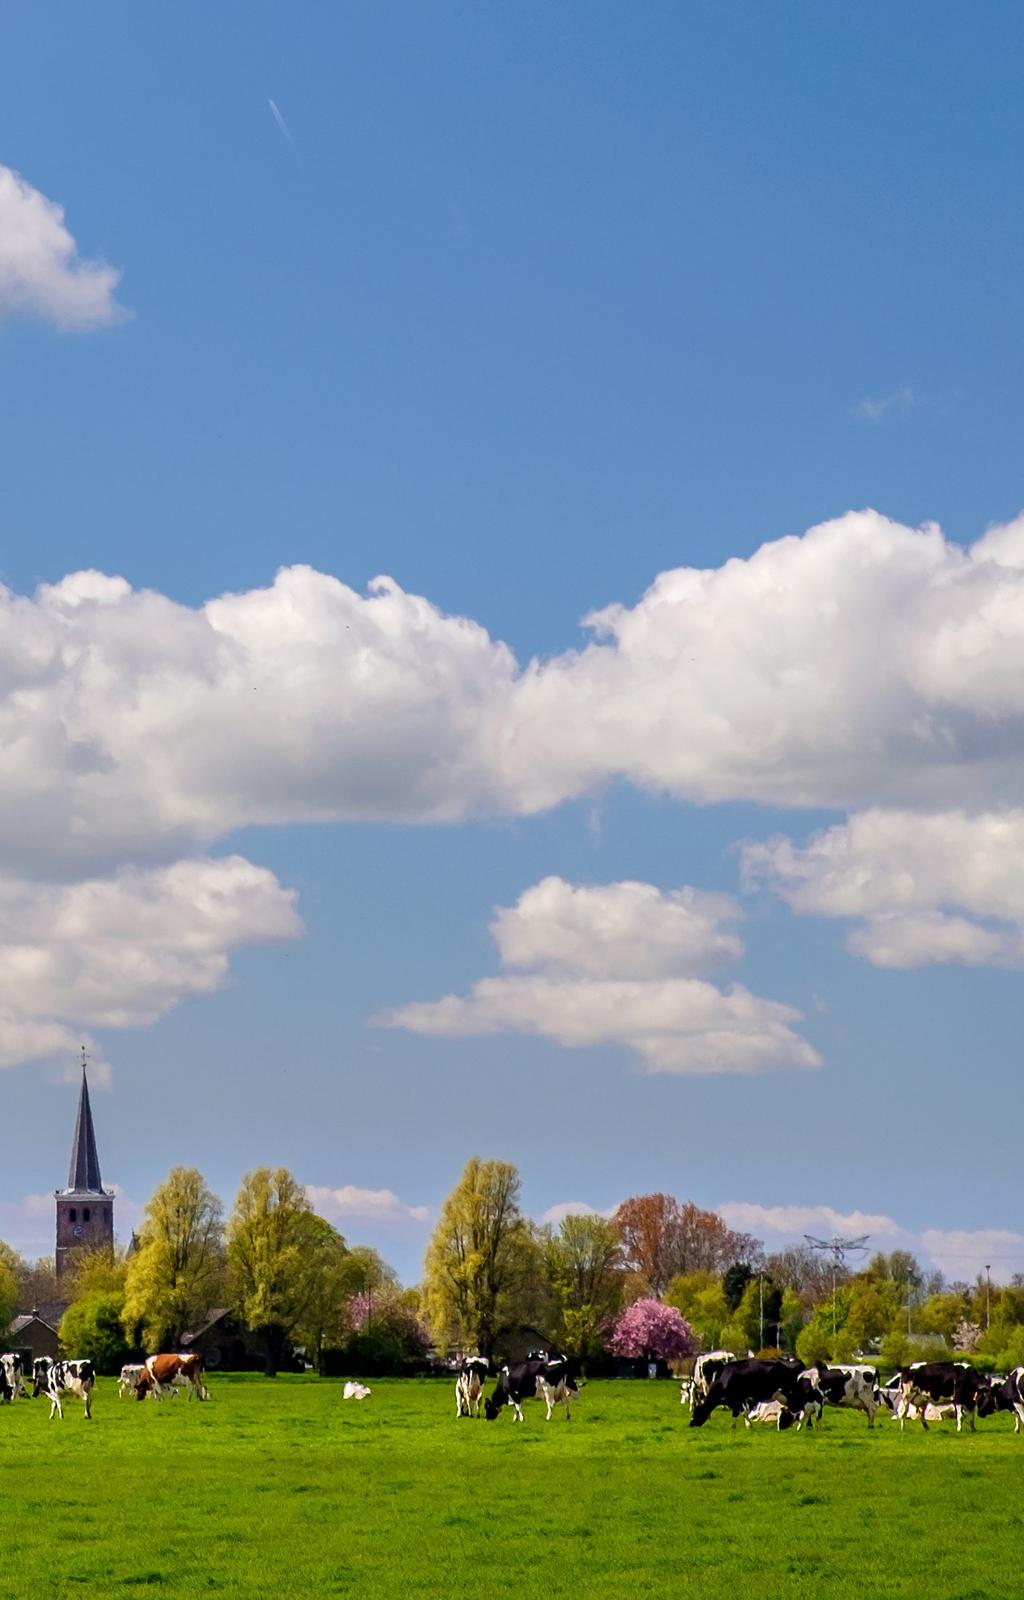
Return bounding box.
[607,1298,696,1363]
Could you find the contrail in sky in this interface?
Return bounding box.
[268,98,295,147]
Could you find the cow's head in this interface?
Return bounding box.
[689,1395,715,1428]
[135,1372,153,1401]
[483,1393,503,1421]
[31,1357,50,1396]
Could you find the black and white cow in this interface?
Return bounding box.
[691,1350,738,1401]
[484,1355,579,1422]
[0,1364,10,1406]
[32,1357,95,1420]
[978,1367,1024,1433]
[1,1352,26,1400]
[689,1359,821,1430]
[814,1364,881,1427]
[455,1357,489,1418]
[891,1361,986,1433]
[679,1376,694,1408]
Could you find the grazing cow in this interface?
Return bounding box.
[892,1361,986,1433]
[118,1363,146,1398]
[978,1367,1024,1433]
[1,1352,26,1400]
[689,1359,821,1430]
[455,1357,489,1419]
[692,1350,738,1401]
[135,1352,209,1401]
[343,1381,372,1400]
[32,1357,94,1420]
[484,1355,579,1423]
[815,1364,881,1428]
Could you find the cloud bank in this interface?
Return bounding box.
[0,164,127,330]
[8,506,1024,1067]
[378,876,819,1076]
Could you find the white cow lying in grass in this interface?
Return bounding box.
[343,1381,371,1400]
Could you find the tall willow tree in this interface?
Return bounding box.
[122,1167,225,1349]
[422,1158,537,1358]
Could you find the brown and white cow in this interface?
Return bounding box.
[135,1352,209,1401]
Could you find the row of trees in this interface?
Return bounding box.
[5,1155,1023,1377]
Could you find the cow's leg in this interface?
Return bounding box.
[83,1387,92,1420]
[512,1399,523,1423]
[49,1392,63,1420]
[544,1392,554,1421]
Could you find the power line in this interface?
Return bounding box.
[804,1233,870,1335]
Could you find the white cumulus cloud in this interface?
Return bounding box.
[0,856,299,1070]
[743,809,1024,967]
[12,512,1024,877]
[377,876,819,1077]
[306,1185,430,1226]
[0,164,127,330]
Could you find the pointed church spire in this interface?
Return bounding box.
[66,1047,104,1194]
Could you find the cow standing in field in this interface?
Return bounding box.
[0,1365,10,1406]
[118,1363,146,1398]
[455,1357,489,1418]
[978,1368,1024,1433]
[135,1353,209,1401]
[484,1355,579,1423]
[691,1351,738,1402]
[1,1352,26,1400]
[32,1357,95,1420]
[892,1361,986,1433]
[815,1365,881,1427]
[679,1377,694,1409]
[689,1359,821,1430]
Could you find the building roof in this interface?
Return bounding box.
[9,1312,59,1336]
[180,1308,232,1345]
[63,1066,105,1195]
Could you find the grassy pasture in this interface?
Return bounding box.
[3,1375,1022,1599]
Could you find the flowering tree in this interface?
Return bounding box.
[607,1298,696,1362]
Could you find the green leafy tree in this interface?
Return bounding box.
[227,1167,321,1375]
[422,1158,536,1357]
[544,1214,623,1360]
[0,1247,17,1343]
[122,1167,225,1349]
[293,1216,359,1375]
[59,1292,132,1373]
[722,1260,753,1311]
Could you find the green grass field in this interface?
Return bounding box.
[4,1374,1021,1599]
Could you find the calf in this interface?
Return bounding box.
[892,1361,986,1433]
[118,1363,146,1398]
[135,1352,209,1401]
[32,1357,94,1420]
[455,1357,489,1419]
[815,1364,881,1428]
[689,1359,820,1430]
[1,1352,27,1400]
[484,1355,579,1423]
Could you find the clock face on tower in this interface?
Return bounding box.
[72,1225,83,1238]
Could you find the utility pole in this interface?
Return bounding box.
[804,1234,870,1338]
[758,1272,765,1349]
[985,1264,991,1332]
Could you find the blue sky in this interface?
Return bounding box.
[2,2,1023,1286]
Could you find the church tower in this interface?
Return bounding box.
[55,1056,114,1282]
